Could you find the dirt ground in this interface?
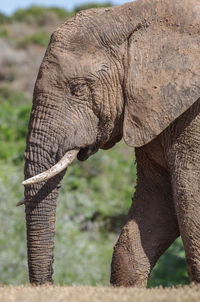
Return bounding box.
[0,285,200,302]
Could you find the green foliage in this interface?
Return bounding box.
[13,6,45,22]
[75,2,112,13]
[0,26,9,38]
[0,164,27,284]
[17,31,50,48]
[149,238,189,287]
[0,86,31,164]
[0,12,10,24]
[49,7,74,19]
[53,146,135,285]
[12,6,74,25]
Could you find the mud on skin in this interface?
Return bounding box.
[23,0,200,286]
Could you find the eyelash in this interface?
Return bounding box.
[68,83,90,98]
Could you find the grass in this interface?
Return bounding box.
[0,285,200,302]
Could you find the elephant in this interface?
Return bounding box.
[21,0,200,286]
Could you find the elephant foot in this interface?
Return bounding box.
[110,245,149,288]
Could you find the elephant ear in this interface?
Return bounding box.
[123,24,200,147]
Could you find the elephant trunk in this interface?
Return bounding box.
[24,95,70,284]
[25,180,59,283]
[24,145,65,284]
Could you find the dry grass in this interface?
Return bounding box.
[0,285,200,302]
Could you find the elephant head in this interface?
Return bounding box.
[23,0,200,284]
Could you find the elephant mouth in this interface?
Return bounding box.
[77,133,123,161]
[101,134,122,150]
[22,144,99,186]
[77,144,99,161]
[77,134,122,160]
[22,135,122,186]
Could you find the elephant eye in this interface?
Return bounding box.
[69,83,89,98]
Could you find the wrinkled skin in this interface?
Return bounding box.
[24,0,200,286]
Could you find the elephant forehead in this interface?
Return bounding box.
[46,45,107,80]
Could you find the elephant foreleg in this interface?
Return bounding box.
[110,148,179,287]
[167,104,200,283]
[171,169,200,283]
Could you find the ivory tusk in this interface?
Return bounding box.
[16,197,25,207]
[22,149,79,186]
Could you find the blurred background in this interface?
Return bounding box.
[0,0,188,287]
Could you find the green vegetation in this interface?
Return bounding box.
[0,27,9,38]
[0,12,10,24]
[0,86,31,163]
[17,31,50,48]
[48,7,74,19]
[0,3,112,26]
[12,6,74,25]
[0,3,189,287]
[149,238,189,287]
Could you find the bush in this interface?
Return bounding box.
[0,27,9,38]
[0,12,10,24]
[0,86,31,164]
[149,237,189,287]
[48,7,74,19]
[13,6,46,24]
[12,6,73,25]
[0,163,27,284]
[17,31,50,48]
